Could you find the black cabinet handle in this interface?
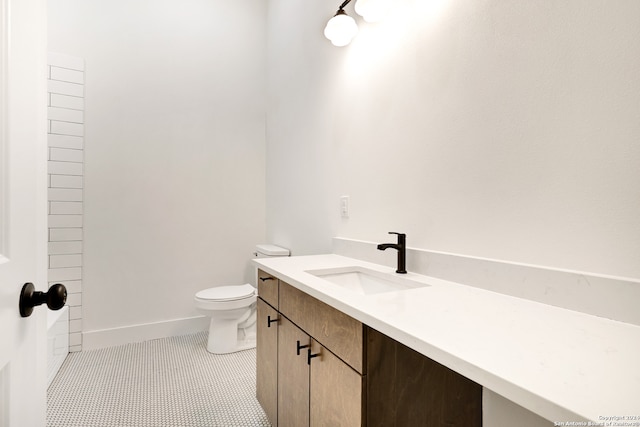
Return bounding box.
[307,348,320,365]
[19,282,67,318]
[296,340,310,355]
[259,277,275,282]
[267,315,279,327]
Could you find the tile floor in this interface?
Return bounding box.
[47,332,271,427]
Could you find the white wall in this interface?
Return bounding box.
[266,0,640,280]
[267,1,639,424]
[48,0,267,344]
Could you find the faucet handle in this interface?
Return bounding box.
[388,232,406,245]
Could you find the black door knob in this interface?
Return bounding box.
[19,282,67,318]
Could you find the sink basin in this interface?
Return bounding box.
[306,266,428,295]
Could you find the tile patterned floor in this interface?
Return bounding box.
[47,332,271,427]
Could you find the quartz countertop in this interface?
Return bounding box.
[253,254,640,424]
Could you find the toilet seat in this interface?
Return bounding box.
[195,284,255,302]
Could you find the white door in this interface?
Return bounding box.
[0,0,48,425]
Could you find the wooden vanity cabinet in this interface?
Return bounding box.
[256,272,482,427]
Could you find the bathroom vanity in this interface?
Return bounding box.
[254,254,640,426]
[256,267,481,426]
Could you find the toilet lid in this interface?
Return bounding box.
[195,284,255,302]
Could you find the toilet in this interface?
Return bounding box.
[194,244,290,354]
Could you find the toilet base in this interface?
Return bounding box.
[206,317,256,354]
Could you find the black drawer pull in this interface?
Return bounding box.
[267,315,279,327]
[307,348,320,365]
[296,340,310,356]
[259,277,275,282]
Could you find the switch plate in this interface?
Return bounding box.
[340,196,349,218]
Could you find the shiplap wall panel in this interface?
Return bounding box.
[50,201,83,215]
[48,52,85,352]
[48,160,83,176]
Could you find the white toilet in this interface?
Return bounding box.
[194,244,290,354]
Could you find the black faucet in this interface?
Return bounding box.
[377,232,407,274]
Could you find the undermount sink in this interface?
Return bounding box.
[306,266,429,295]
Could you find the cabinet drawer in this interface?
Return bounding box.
[279,281,365,374]
[257,269,279,309]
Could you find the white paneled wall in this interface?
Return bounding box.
[47,52,84,352]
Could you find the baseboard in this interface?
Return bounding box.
[83,316,210,351]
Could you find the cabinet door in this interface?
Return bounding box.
[366,327,482,427]
[310,339,363,427]
[278,317,311,427]
[257,298,279,426]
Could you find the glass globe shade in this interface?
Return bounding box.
[324,12,358,47]
[354,0,389,23]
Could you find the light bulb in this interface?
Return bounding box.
[324,10,358,47]
[354,0,389,23]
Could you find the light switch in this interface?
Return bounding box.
[340,196,349,218]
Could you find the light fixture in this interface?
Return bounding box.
[324,1,359,47]
[324,0,388,46]
[354,0,389,23]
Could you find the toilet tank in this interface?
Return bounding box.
[255,244,290,258]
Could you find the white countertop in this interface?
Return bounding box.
[253,254,640,424]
